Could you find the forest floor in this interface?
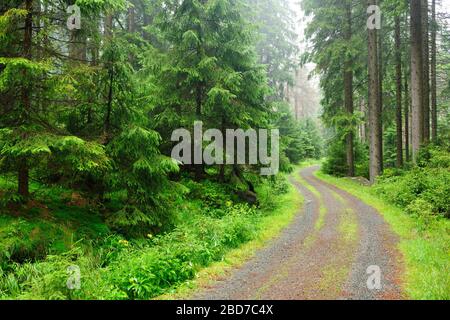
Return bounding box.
[194,165,405,300]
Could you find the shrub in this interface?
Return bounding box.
[105,203,258,299]
[322,138,369,178]
[406,199,437,232]
[375,147,450,219]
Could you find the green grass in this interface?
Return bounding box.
[291,166,327,231]
[0,184,110,269]
[338,208,358,243]
[0,171,304,300]
[315,170,450,300]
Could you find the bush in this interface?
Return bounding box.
[103,203,258,299]
[322,137,369,178]
[406,199,437,232]
[375,147,450,219]
[0,173,291,300]
[0,201,262,300]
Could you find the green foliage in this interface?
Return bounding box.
[0,207,109,270]
[0,175,291,300]
[273,102,323,170]
[105,126,180,235]
[242,0,298,98]
[375,147,450,218]
[107,204,257,299]
[322,136,369,178]
[255,174,290,211]
[406,199,437,232]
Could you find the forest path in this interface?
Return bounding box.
[195,166,404,300]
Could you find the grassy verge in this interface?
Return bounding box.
[156,175,303,300]
[0,172,303,300]
[315,171,450,300]
[291,163,325,231]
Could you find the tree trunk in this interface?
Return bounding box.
[430,0,437,142]
[395,16,403,168]
[104,64,114,143]
[194,84,203,181]
[359,98,367,143]
[18,160,30,197]
[377,14,384,172]
[411,0,424,161]
[344,3,354,177]
[103,13,113,143]
[69,30,87,63]
[368,0,382,183]
[422,0,430,143]
[18,0,33,197]
[24,0,32,58]
[104,13,113,38]
[404,71,410,162]
[127,3,136,33]
[219,116,226,182]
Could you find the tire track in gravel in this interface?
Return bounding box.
[194,165,404,300]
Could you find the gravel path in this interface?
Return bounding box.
[195,166,404,300]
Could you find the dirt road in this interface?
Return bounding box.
[195,166,404,300]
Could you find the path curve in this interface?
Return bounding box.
[195,166,404,300]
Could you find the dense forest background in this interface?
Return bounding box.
[303,0,450,181]
[0,0,324,299]
[0,0,449,300]
[0,0,323,231]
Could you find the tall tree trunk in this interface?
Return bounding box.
[344,3,354,177]
[19,0,33,197]
[395,16,403,168]
[103,13,113,143]
[368,0,382,183]
[404,71,410,162]
[104,13,113,38]
[219,116,226,182]
[18,159,30,197]
[69,30,86,63]
[104,65,114,142]
[127,2,136,33]
[194,83,203,181]
[87,19,99,126]
[359,99,367,143]
[411,0,424,161]
[422,0,430,143]
[430,0,437,142]
[377,17,384,172]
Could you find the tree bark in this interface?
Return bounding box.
[421,0,430,143]
[411,0,424,161]
[430,0,437,142]
[18,160,30,197]
[103,13,113,143]
[104,64,114,142]
[344,3,354,176]
[127,2,136,33]
[18,0,33,197]
[368,0,382,183]
[404,70,410,162]
[194,83,203,181]
[395,16,403,168]
[104,13,113,38]
[69,30,87,63]
[377,5,384,172]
